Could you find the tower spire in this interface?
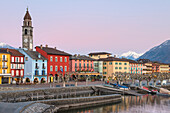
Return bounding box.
[22,8,33,51]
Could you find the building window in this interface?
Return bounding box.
[75,63,77,68]
[109,62,112,65]
[119,63,122,65]
[65,57,67,62]
[16,70,19,76]
[42,70,45,75]
[16,64,19,69]
[2,70,6,74]
[16,57,19,62]
[21,70,23,76]
[60,66,63,72]
[35,70,39,75]
[22,64,24,69]
[124,67,127,70]
[124,63,127,65]
[55,57,58,62]
[50,56,53,62]
[65,66,67,72]
[103,67,107,69]
[104,62,107,65]
[104,72,107,74]
[42,63,45,69]
[91,64,93,68]
[60,57,62,62]
[50,65,53,71]
[11,64,14,69]
[12,70,14,76]
[115,62,118,65]
[55,66,58,71]
[87,64,89,68]
[115,67,118,69]
[12,57,14,62]
[21,57,23,62]
[119,67,122,69]
[84,63,85,68]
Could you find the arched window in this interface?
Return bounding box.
[28,22,29,26]
[25,29,27,35]
[30,30,32,36]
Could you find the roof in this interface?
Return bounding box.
[70,55,95,61]
[137,59,151,63]
[157,63,169,65]
[0,49,11,54]
[88,52,112,55]
[1,48,24,56]
[121,58,143,64]
[8,49,24,56]
[24,9,32,20]
[98,57,129,62]
[36,46,72,56]
[24,50,47,60]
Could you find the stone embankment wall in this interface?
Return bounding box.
[0,86,122,113]
[0,86,94,102]
[20,94,121,113]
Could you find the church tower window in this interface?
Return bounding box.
[25,29,27,35]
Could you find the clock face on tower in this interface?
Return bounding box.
[24,38,28,43]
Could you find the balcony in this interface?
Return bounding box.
[1,58,8,62]
[42,66,46,69]
[35,66,39,69]
[2,65,8,69]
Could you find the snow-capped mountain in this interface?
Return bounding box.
[138,40,170,63]
[0,43,15,49]
[120,51,143,60]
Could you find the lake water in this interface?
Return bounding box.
[59,95,170,113]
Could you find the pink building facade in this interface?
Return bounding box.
[128,59,144,74]
[70,55,94,72]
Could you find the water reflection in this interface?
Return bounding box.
[59,95,170,113]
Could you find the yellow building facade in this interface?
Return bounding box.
[0,49,11,84]
[159,63,169,73]
[102,57,130,78]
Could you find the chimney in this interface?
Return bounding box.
[54,47,56,49]
[74,54,77,57]
[7,48,9,52]
[45,45,48,47]
[114,55,116,58]
[40,45,43,49]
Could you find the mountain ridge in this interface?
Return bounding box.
[138,40,170,63]
[120,51,143,60]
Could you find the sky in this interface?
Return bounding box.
[0,0,170,55]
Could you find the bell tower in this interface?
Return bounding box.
[22,8,33,50]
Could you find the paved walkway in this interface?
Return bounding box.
[0,81,104,89]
